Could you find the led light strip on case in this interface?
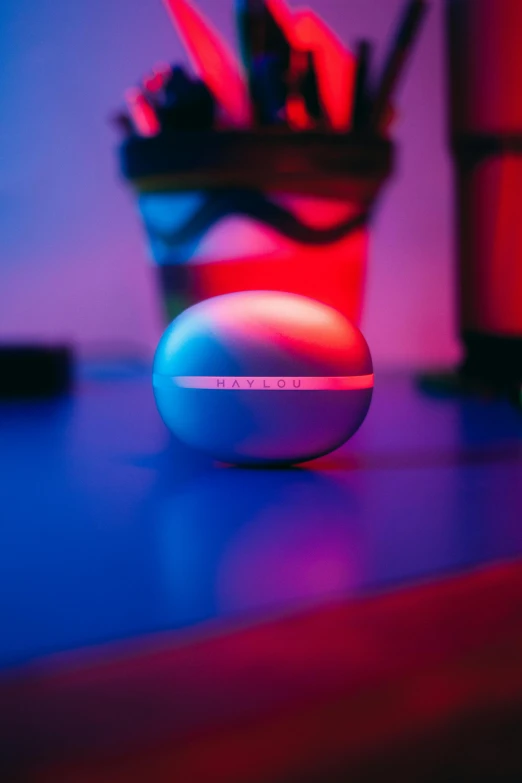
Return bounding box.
[153,374,375,391]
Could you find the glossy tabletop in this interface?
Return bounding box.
[1,366,521,670]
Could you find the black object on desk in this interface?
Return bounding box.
[0,345,72,399]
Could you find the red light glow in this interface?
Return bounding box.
[192,235,368,326]
[184,290,371,371]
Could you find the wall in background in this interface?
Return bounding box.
[0,0,459,366]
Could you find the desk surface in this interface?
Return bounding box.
[1,367,521,670]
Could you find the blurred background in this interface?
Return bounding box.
[2,3,522,779]
[0,0,456,367]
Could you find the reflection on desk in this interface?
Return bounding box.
[0,369,521,669]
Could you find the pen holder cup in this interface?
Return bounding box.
[121,132,394,324]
